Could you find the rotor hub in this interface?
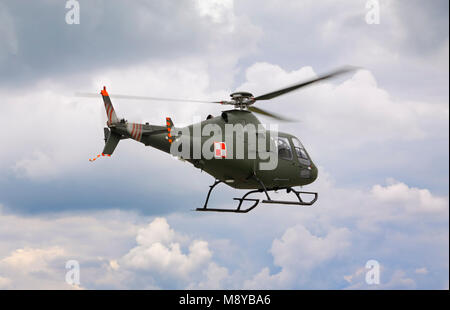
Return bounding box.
[230,91,253,99]
[229,92,255,109]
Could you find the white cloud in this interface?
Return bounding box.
[296,169,449,235]
[0,276,11,289]
[383,270,416,289]
[0,87,103,180]
[271,226,351,271]
[343,265,418,290]
[244,225,351,289]
[0,246,70,289]
[371,179,448,214]
[109,259,120,271]
[1,246,65,272]
[0,207,140,289]
[188,262,230,289]
[343,267,366,284]
[123,218,213,278]
[415,267,428,275]
[134,217,178,247]
[196,0,234,24]
[238,63,448,150]
[13,151,60,180]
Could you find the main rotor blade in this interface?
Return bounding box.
[253,66,357,101]
[75,92,221,104]
[247,106,295,122]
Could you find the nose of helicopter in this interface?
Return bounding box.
[310,163,318,183]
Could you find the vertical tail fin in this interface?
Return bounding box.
[101,86,119,125]
[89,87,120,161]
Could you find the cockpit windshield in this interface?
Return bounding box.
[292,137,310,164]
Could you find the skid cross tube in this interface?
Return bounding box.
[196,179,318,213]
[196,180,262,213]
[262,187,318,205]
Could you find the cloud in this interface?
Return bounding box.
[0,0,261,89]
[118,217,235,289]
[0,2,18,61]
[244,225,351,289]
[0,276,12,289]
[235,0,449,101]
[0,246,69,289]
[343,266,417,290]
[196,0,234,24]
[415,267,428,275]
[188,262,230,289]
[13,151,61,180]
[235,62,448,193]
[383,270,416,289]
[122,218,213,278]
[271,226,350,271]
[1,246,65,272]
[371,179,448,214]
[238,63,448,147]
[0,168,448,289]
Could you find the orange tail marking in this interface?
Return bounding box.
[100,86,109,96]
[89,153,111,162]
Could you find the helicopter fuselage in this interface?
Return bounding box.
[110,109,318,190]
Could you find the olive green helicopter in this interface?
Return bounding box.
[77,67,354,213]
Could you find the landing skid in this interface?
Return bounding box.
[195,179,318,213]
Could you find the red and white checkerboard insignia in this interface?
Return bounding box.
[214,142,227,158]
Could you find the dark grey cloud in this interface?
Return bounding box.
[392,0,449,55]
[1,0,447,100]
[0,0,259,89]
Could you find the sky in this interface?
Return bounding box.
[0,0,448,289]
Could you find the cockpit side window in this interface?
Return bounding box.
[292,137,310,164]
[277,137,293,160]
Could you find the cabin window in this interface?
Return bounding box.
[292,137,310,163]
[277,137,292,160]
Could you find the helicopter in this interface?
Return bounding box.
[78,67,354,213]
